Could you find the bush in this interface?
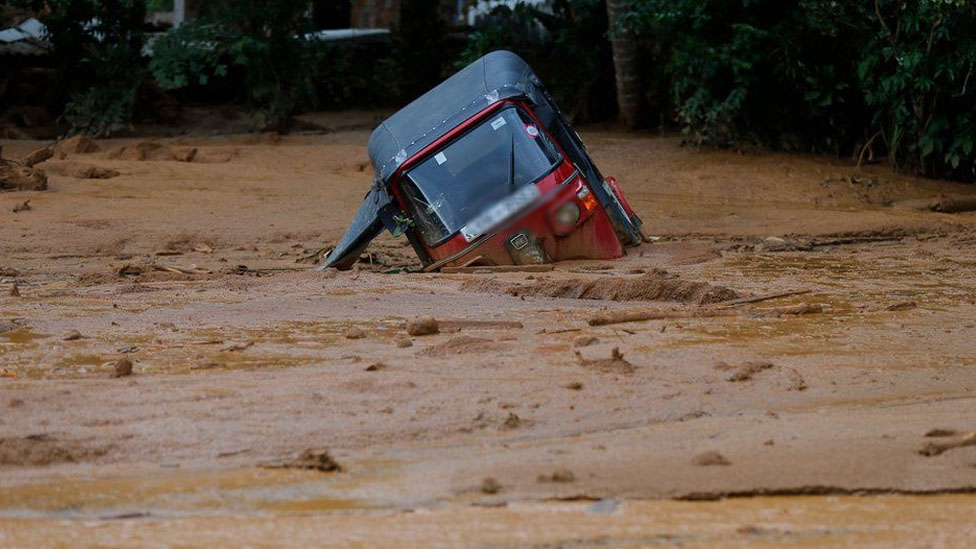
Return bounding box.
[45,0,147,137]
[625,0,976,182]
[150,0,319,131]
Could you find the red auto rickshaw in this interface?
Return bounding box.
[322,50,643,271]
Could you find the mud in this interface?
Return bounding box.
[2,118,976,546]
[468,268,739,304]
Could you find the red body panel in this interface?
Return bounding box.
[389,99,627,269]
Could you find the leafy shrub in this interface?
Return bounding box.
[625,0,976,181]
[44,0,147,136]
[149,0,320,131]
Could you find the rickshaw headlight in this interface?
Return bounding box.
[554,202,581,227]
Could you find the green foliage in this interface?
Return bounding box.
[625,0,976,181]
[458,0,615,122]
[149,0,320,131]
[44,0,147,137]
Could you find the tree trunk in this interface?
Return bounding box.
[606,0,644,128]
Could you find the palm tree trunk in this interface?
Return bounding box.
[605,0,644,128]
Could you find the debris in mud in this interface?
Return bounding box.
[9,283,20,297]
[22,146,54,167]
[407,315,439,336]
[111,359,133,378]
[715,361,775,382]
[62,330,83,341]
[0,159,47,191]
[692,451,731,466]
[481,477,502,494]
[419,336,504,357]
[574,336,598,347]
[886,300,917,312]
[220,341,253,352]
[925,428,959,438]
[537,469,575,483]
[588,307,739,327]
[574,347,635,374]
[260,448,342,472]
[895,194,976,214]
[487,269,738,305]
[0,319,24,333]
[365,362,386,372]
[116,264,144,277]
[503,412,522,429]
[12,199,31,213]
[752,303,822,317]
[396,338,413,348]
[785,368,808,391]
[345,327,365,339]
[0,266,20,277]
[918,432,976,457]
[565,381,584,390]
[756,236,813,252]
[0,434,110,466]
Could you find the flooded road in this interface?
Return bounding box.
[2,123,976,545]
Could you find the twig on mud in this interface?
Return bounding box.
[714,290,813,308]
[918,432,976,457]
[588,308,740,327]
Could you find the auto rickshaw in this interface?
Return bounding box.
[321,50,644,271]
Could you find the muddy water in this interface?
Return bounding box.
[2,492,975,547]
[4,126,976,546]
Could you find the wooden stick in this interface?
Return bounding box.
[714,289,812,308]
[588,308,739,326]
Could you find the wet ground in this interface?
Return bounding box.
[2,117,976,546]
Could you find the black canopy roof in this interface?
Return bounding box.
[367,50,546,183]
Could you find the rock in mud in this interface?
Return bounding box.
[44,162,120,179]
[503,412,521,429]
[63,330,83,341]
[537,469,575,483]
[12,200,31,213]
[754,303,822,317]
[573,335,598,347]
[475,269,738,305]
[345,326,366,339]
[396,338,413,348]
[220,341,253,352]
[481,477,502,494]
[9,283,20,297]
[565,381,584,390]
[407,315,439,336]
[365,362,386,372]
[111,359,133,378]
[261,448,342,472]
[574,347,635,374]
[692,451,731,466]
[886,300,917,311]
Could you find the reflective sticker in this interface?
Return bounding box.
[434,152,447,165]
[490,117,507,130]
[525,125,539,138]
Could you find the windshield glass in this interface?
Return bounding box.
[401,107,562,245]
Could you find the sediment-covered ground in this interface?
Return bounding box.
[2,115,976,546]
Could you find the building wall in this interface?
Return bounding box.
[350,0,401,29]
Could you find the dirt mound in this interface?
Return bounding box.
[54,136,99,156]
[106,142,197,162]
[43,162,120,179]
[418,336,505,357]
[468,269,738,305]
[0,434,110,466]
[0,160,47,191]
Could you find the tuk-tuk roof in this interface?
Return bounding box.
[368,50,543,183]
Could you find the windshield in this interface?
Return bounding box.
[400,106,562,245]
